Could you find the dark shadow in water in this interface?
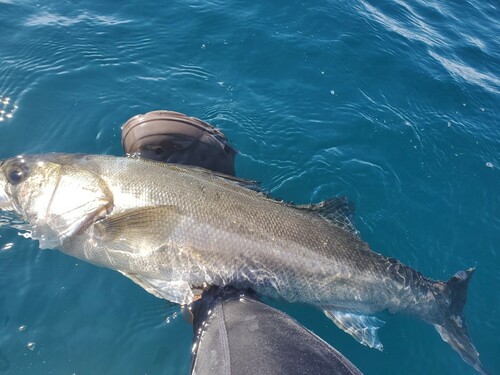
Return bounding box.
[0,349,10,372]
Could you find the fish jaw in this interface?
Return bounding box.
[35,164,113,248]
[0,169,12,211]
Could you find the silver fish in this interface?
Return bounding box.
[0,153,487,374]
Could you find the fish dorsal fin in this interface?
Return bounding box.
[118,271,195,305]
[297,197,358,235]
[94,205,181,255]
[127,155,263,193]
[325,310,385,351]
[195,167,261,192]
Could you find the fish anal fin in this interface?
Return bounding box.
[119,271,194,305]
[94,205,181,255]
[297,196,358,235]
[325,310,385,351]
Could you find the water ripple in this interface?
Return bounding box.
[357,0,448,47]
[24,11,131,28]
[168,64,215,81]
[429,49,500,94]
[356,0,500,96]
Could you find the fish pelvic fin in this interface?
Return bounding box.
[325,310,385,351]
[118,271,195,305]
[434,268,488,375]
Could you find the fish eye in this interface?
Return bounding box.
[7,164,29,185]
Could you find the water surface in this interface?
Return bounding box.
[0,0,498,374]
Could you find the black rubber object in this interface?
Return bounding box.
[191,287,363,375]
[121,110,236,176]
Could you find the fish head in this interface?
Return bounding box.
[0,154,113,249]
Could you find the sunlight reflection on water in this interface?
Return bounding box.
[0,96,16,123]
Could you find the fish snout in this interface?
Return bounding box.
[0,173,13,211]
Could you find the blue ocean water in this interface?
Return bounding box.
[0,0,498,373]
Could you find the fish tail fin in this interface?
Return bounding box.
[433,268,488,374]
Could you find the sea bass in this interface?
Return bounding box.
[0,153,486,373]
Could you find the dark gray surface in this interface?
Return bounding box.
[191,287,362,375]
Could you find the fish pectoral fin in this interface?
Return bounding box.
[296,197,358,235]
[119,271,194,305]
[94,206,181,255]
[324,310,385,351]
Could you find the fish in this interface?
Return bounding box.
[0,153,487,374]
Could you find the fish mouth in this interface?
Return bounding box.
[0,172,13,211]
[0,187,11,211]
